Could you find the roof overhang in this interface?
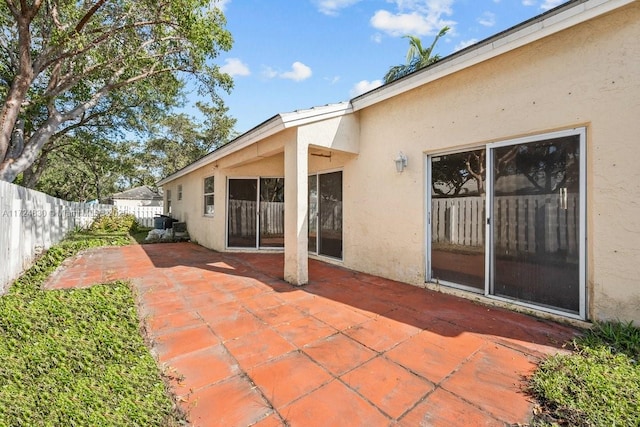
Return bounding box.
[157,102,352,186]
[351,0,634,111]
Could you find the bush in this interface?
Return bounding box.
[90,209,139,233]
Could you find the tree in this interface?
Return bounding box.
[138,100,237,181]
[384,26,450,84]
[0,0,233,183]
[29,131,138,201]
[431,149,485,197]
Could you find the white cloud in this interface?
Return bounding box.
[220,58,250,77]
[521,0,565,10]
[371,33,384,43]
[454,38,478,51]
[262,66,278,79]
[325,76,341,84]
[314,0,362,16]
[279,62,313,82]
[370,0,456,37]
[350,79,383,97]
[541,0,564,10]
[477,11,496,27]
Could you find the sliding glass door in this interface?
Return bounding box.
[489,132,584,313]
[428,129,585,317]
[228,179,257,248]
[429,149,486,291]
[227,178,285,249]
[308,171,343,259]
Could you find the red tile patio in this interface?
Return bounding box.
[45,242,579,427]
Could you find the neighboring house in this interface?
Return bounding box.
[110,185,163,208]
[158,0,640,324]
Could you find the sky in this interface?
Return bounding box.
[205,0,568,134]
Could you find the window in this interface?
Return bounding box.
[166,189,172,214]
[204,177,214,215]
[177,184,183,201]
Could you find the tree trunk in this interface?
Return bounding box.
[0,115,61,182]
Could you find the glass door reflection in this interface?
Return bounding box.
[490,135,581,313]
[430,149,486,291]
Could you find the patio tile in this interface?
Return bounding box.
[341,356,434,419]
[302,333,376,376]
[45,244,578,427]
[344,315,422,352]
[252,303,306,326]
[247,351,332,409]
[398,388,502,427]
[144,309,203,335]
[440,343,538,423]
[184,375,272,427]
[154,324,220,363]
[273,316,337,348]
[166,344,240,396]
[242,292,285,312]
[251,413,286,427]
[310,305,371,331]
[385,320,485,384]
[281,379,389,427]
[225,328,296,370]
[140,297,190,318]
[208,310,268,341]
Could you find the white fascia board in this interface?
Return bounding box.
[351,0,634,111]
[157,102,353,186]
[157,115,284,185]
[279,102,353,128]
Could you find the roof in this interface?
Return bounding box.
[158,0,632,186]
[157,102,352,185]
[112,185,163,200]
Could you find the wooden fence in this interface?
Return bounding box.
[228,200,285,237]
[432,194,579,255]
[0,181,163,293]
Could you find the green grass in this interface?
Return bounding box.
[528,321,640,426]
[0,232,186,426]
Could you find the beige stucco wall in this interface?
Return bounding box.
[163,3,639,323]
[346,3,640,323]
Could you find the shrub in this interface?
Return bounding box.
[90,209,139,233]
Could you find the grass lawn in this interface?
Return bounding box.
[529,321,640,426]
[0,232,186,426]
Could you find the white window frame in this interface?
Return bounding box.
[204,176,215,216]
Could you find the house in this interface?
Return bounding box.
[110,185,163,208]
[158,0,640,325]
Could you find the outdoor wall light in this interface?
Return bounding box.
[395,151,408,173]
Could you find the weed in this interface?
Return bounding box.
[0,232,186,426]
[528,321,640,426]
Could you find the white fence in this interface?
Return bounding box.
[432,194,579,255]
[0,181,163,293]
[228,200,285,237]
[114,205,164,228]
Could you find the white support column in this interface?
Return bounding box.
[284,139,309,285]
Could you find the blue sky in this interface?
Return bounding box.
[210,0,567,133]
